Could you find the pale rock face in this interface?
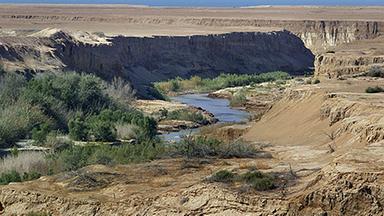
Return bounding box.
[295,21,380,52]
[314,54,384,78]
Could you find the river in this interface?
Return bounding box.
[160,94,250,142]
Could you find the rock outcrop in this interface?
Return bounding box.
[1,12,383,52]
[288,172,384,216]
[315,52,384,78]
[320,92,384,144]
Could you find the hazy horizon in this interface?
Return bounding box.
[1,0,384,7]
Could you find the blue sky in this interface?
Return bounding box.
[1,0,383,6]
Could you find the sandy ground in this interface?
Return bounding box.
[0,5,384,36]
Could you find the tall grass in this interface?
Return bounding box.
[229,90,247,107]
[104,77,136,105]
[0,151,49,174]
[0,101,51,147]
[115,123,139,140]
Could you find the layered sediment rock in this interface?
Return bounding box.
[1,12,383,52]
[315,52,384,78]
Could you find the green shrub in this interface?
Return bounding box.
[366,86,384,93]
[173,136,259,159]
[175,136,222,158]
[305,79,312,84]
[170,79,181,92]
[207,169,276,191]
[88,150,114,166]
[53,141,164,172]
[0,170,42,185]
[22,171,41,181]
[68,108,157,142]
[219,141,260,159]
[56,146,95,171]
[312,79,321,84]
[0,72,156,146]
[166,109,206,123]
[241,171,275,191]
[147,86,169,101]
[0,101,51,147]
[366,66,384,78]
[31,123,52,145]
[0,73,27,108]
[68,115,88,141]
[209,170,235,183]
[23,73,112,122]
[88,118,116,142]
[0,170,21,185]
[154,71,291,95]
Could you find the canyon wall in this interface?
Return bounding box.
[1,6,384,79]
[0,30,314,98]
[1,12,383,52]
[1,18,383,92]
[54,30,314,97]
[315,53,384,78]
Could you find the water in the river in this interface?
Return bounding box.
[160,94,250,142]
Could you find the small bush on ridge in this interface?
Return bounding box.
[366,86,384,93]
[209,170,235,183]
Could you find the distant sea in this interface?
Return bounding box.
[1,0,384,7]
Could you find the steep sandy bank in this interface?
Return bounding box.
[241,79,384,214]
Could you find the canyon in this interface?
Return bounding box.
[0,29,314,98]
[0,5,384,87]
[1,5,384,216]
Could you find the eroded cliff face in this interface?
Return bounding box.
[1,12,383,53]
[292,21,382,52]
[0,29,314,98]
[54,30,314,97]
[314,52,384,78]
[1,18,383,83]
